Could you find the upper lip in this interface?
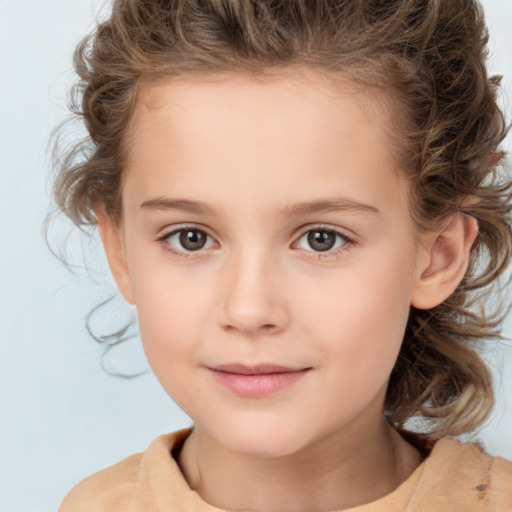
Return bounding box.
[209,364,308,375]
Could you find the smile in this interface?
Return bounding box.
[207,364,311,398]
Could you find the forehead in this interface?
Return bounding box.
[129,68,393,146]
[122,68,407,219]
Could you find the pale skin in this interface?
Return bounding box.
[97,68,478,511]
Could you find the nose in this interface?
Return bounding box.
[218,250,290,336]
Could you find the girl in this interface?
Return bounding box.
[56,0,512,510]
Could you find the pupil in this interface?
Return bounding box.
[308,230,335,252]
[180,230,206,251]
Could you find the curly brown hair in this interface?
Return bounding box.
[52,0,512,437]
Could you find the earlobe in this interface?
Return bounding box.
[411,213,478,310]
[95,205,135,305]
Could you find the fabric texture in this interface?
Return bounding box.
[59,428,512,511]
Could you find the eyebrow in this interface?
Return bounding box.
[140,197,218,216]
[278,198,380,217]
[139,196,380,217]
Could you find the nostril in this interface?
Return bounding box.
[222,322,280,335]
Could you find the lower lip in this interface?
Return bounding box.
[209,369,310,398]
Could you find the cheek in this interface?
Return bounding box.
[296,249,415,388]
[129,263,216,371]
[134,284,209,413]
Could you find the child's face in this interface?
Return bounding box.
[111,70,430,457]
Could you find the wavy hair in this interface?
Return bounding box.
[52,0,512,437]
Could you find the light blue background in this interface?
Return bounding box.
[0,1,511,510]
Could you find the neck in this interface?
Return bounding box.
[178,420,422,512]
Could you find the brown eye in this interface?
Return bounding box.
[294,228,350,254]
[160,227,216,256]
[307,230,338,252]
[179,229,208,251]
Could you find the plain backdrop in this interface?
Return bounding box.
[0,1,511,510]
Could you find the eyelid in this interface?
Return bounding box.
[293,224,355,243]
[156,223,219,255]
[156,222,216,240]
[291,224,356,256]
[155,222,355,259]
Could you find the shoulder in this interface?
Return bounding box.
[488,451,512,509]
[59,452,142,512]
[411,437,512,511]
[59,429,192,512]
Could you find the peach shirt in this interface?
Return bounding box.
[60,428,512,511]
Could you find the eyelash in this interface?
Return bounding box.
[156,225,217,259]
[156,224,354,260]
[292,226,353,260]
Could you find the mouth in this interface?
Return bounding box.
[207,364,311,398]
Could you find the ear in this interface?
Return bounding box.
[411,212,478,310]
[95,205,135,304]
